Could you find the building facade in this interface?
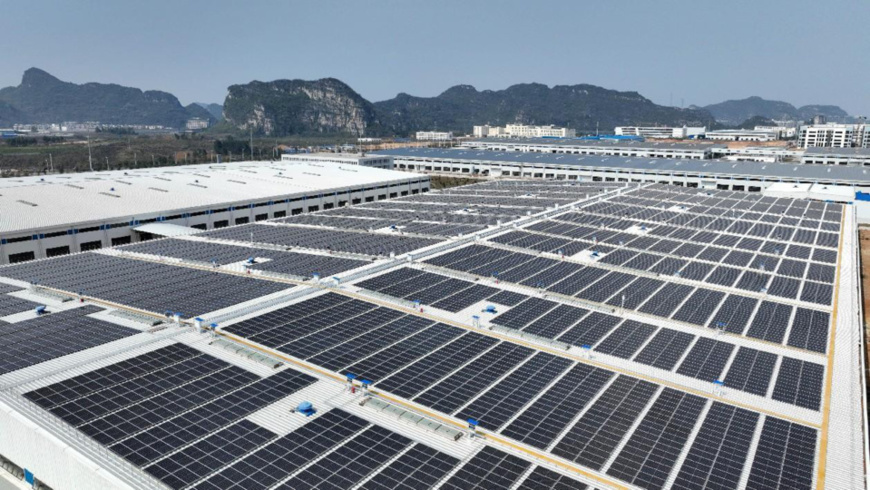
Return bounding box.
[281,153,393,169]
[415,131,454,141]
[460,137,722,160]
[472,124,575,138]
[614,126,706,139]
[797,123,867,148]
[704,129,779,142]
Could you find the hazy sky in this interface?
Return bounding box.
[1,0,868,114]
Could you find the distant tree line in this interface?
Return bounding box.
[3,135,66,147]
[213,137,250,156]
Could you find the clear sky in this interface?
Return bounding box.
[1,0,867,115]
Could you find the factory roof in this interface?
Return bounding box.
[804,146,870,157]
[0,180,863,490]
[467,137,726,151]
[0,160,424,235]
[374,147,870,184]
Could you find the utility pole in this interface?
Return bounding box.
[134,152,137,167]
[250,127,254,161]
[87,135,94,171]
[105,157,109,170]
[49,153,53,172]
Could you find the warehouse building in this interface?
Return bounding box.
[0,179,865,490]
[0,160,428,265]
[461,137,724,160]
[801,146,870,166]
[280,152,394,169]
[615,125,706,139]
[704,129,780,142]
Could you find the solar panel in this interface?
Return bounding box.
[413,343,534,414]
[671,402,759,490]
[771,358,824,411]
[517,466,589,490]
[633,329,695,370]
[359,443,460,490]
[502,363,614,449]
[607,388,707,490]
[676,338,735,382]
[0,306,135,375]
[192,409,369,490]
[376,334,499,398]
[723,347,777,397]
[440,446,532,490]
[552,376,658,469]
[746,417,817,490]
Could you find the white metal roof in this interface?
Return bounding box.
[132,223,201,237]
[0,160,425,235]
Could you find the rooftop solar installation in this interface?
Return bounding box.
[0,179,864,490]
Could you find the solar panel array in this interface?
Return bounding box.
[0,253,290,317]
[0,179,853,490]
[200,223,440,256]
[0,305,135,375]
[120,238,367,277]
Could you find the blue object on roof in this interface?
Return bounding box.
[713,380,725,386]
[345,373,357,381]
[467,418,479,427]
[35,305,47,315]
[297,401,316,416]
[360,379,372,387]
[856,191,870,201]
[483,305,497,314]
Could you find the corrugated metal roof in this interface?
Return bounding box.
[466,137,725,151]
[373,147,870,184]
[0,161,425,234]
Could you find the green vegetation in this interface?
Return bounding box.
[0,68,213,128]
[703,96,849,125]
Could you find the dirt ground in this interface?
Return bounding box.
[858,230,870,401]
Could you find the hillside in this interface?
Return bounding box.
[373,83,715,135]
[222,78,382,136]
[703,96,849,125]
[0,68,214,128]
[195,102,224,120]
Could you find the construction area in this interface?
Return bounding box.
[0,178,867,490]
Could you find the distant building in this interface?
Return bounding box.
[801,147,870,166]
[704,129,779,142]
[461,137,723,160]
[615,126,705,139]
[753,125,796,139]
[357,137,382,143]
[186,117,209,131]
[415,131,454,141]
[473,124,575,139]
[798,123,864,148]
[281,152,394,169]
[812,115,827,125]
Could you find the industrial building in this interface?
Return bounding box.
[704,129,780,142]
[614,126,705,139]
[799,123,869,148]
[280,152,394,169]
[461,137,724,160]
[415,131,454,141]
[0,160,428,265]
[0,178,865,490]
[473,124,576,139]
[374,147,870,221]
[801,147,870,166]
